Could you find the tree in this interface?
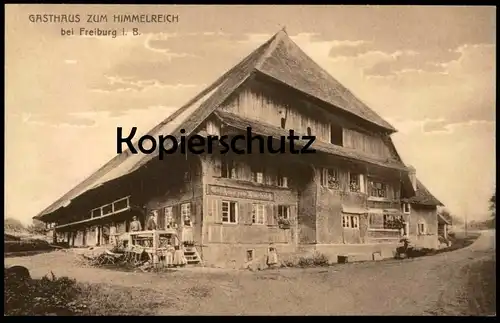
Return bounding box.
[4,217,26,232]
[489,191,496,218]
[27,220,47,235]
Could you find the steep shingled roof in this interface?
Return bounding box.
[34,30,399,220]
[403,178,444,207]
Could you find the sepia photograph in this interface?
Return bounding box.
[4,4,496,316]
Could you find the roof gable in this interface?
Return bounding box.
[256,34,396,132]
[34,30,399,220]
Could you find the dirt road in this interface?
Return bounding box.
[5,230,495,315]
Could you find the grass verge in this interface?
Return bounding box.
[4,272,173,316]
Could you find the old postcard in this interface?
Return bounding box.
[4,4,496,316]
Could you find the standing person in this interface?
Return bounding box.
[267,243,279,267]
[182,215,194,245]
[130,216,142,232]
[145,212,157,230]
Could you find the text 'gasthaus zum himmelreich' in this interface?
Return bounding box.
[28,14,179,38]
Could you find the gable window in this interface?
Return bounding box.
[280,118,286,129]
[349,173,361,192]
[342,215,360,229]
[307,127,312,136]
[222,201,238,224]
[330,124,343,146]
[402,203,411,214]
[278,205,290,220]
[221,158,236,179]
[252,204,266,225]
[181,203,191,222]
[277,174,288,188]
[251,165,264,184]
[418,222,427,235]
[164,206,173,227]
[369,180,387,198]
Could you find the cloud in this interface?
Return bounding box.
[64,59,78,64]
[144,33,200,61]
[21,112,96,128]
[90,75,200,93]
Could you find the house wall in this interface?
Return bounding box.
[297,171,317,244]
[409,205,439,249]
[200,154,300,268]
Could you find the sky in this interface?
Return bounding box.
[5,5,496,224]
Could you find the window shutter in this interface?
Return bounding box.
[214,199,222,224]
[359,174,365,193]
[191,201,197,225]
[290,205,297,222]
[174,204,181,225]
[157,208,165,229]
[240,202,250,225]
[207,197,213,217]
[267,205,275,226]
[213,156,222,177]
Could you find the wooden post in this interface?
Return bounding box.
[152,230,159,268]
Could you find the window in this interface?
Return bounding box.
[330,124,343,146]
[418,222,426,235]
[246,249,255,262]
[181,203,191,221]
[277,174,288,188]
[369,180,387,198]
[221,158,236,179]
[307,127,312,136]
[222,201,238,224]
[342,215,360,229]
[252,204,266,224]
[383,214,402,229]
[164,207,173,227]
[280,118,286,129]
[251,166,264,184]
[278,205,290,220]
[321,168,340,189]
[113,197,129,213]
[91,208,101,218]
[349,173,361,192]
[206,120,219,136]
[402,203,411,214]
[102,204,113,215]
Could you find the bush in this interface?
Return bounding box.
[297,252,329,267]
[4,271,88,316]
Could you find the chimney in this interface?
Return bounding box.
[407,165,417,192]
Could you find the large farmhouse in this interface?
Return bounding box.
[34,29,444,267]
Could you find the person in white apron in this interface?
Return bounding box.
[182,216,194,246]
[267,243,279,267]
